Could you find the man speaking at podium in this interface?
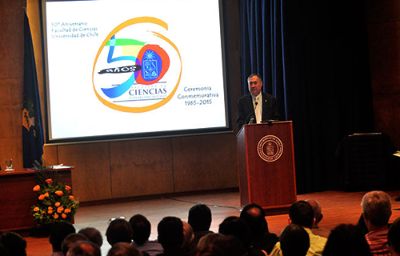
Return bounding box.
[237,73,280,129]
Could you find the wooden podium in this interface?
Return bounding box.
[0,168,72,232]
[237,121,297,214]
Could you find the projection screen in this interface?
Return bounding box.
[41,0,230,143]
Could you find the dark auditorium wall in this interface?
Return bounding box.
[366,0,400,148]
[0,0,242,202]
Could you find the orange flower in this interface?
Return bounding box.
[65,185,72,192]
[48,206,53,210]
[33,185,41,192]
[54,202,61,207]
[44,192,50,198]
[69,195,75,200]
[61,213,67,219]
[38,194,45,200]
[45,178,53,184]
[55,190,64,196]
[53,213,59,219]
[47,209,53,214]
[57,206,64,213]
[33,207,39,212]
[64,208,71,214]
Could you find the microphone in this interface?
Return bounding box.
[247,113,256,124]
[250,101,258,124]
[263,120,277,125]
[33,160,43,170]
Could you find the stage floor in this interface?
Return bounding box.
[26,190,400,255]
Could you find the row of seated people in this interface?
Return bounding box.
[0,190,399,256]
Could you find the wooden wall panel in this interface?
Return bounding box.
[110,139,174,198]
[366,0,400,147]
[172,133,238,192]
[0,0,24,169]
[43,144,59,165]
[0,105,22,168]
[0,102,21,138]
[0,1,24,79]
[57,143,112,202]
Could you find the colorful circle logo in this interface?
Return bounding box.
[92,17,182,112]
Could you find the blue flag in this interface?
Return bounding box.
[22,12,44,168]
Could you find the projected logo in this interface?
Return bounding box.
[92,17,182,112]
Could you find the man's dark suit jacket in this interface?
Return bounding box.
[236,93,280,129]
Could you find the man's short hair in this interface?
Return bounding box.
[306,199,323,227]
[323,224,371,256]
[67,240,101,256]
[0,232,27,256]
[280,224,310,256]
[157,216,183,250]
[188,204,212,232]
[219,216,251,248]
[107,242,141,256]
[49,221,76,252]
[129,214,151,245]
[62,233,89,255]
[240,203,269,236]
[106,218,133,246]
[78,227,103,247]
[289,200,314,228]
[197,233,246,256]
[247,73,263,82]
[361,190,392,227]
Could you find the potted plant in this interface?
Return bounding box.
[31,171,79,234]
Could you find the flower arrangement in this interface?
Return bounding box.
[32,172,79,225]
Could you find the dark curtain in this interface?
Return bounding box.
[240,0,288,118]
[240,0,374,193]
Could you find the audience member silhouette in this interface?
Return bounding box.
[305,200,323,228]
[356,213,369,236]
[182,221,196,256]
[218,216,251,250]
[62,233,89,255]
[280,224,310,256]
[106,218,133,246]
[388,217,400,256]
[20,192,400,255]
[270,200,327,256]
[196,233,247,256]
[322,223,372,256]
[107,242,142,256]
[0,232,27,256]
[188,204,213,244]
[0,242,8,256]
[78,227,103,248]
[361,190,392,255]
[66,240,101,256]
[49,221,76,256]
[157,216,184,256]
[240,203,278,254]
[129,214,163,256]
